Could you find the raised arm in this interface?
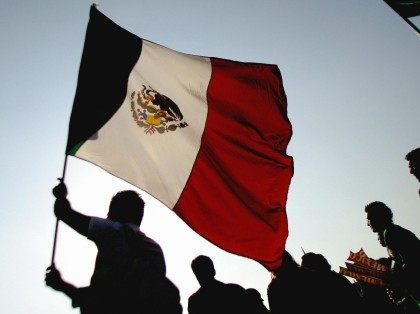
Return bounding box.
[52,182,90,237]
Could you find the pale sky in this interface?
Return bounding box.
[0,1,419,313]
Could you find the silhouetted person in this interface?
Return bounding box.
[45,182,182,314]
[245,288,269,314]
[188,255,249,314]
[268,250,324,313]
[406,148,420,196]
[365,201,420,313]
[353,257,399,314]
[301,252,366,314]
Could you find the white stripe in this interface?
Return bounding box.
[76,40,211,208]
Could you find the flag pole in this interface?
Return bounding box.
[383,0,420,36]
[50,154,69,266]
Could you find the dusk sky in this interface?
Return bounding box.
[0,1,419,313]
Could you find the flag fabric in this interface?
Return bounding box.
[66,5,293,270]
[384,0,420,18]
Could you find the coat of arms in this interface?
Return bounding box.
[130,85,188,135]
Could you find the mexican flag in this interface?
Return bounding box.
[66,5,293,270]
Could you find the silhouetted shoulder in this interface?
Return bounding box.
[386,224,420,246]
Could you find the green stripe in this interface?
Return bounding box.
[65,5,142,154]
[68,141,85,156]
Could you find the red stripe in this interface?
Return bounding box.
[174,58,293,270]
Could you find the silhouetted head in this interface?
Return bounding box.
[365,201,393,233]
[301,252,331,272]
[406,147,420,182]
[107,190,144,225]
[191,255,216,286]
[246,288,264,302]
[271,250,299,278]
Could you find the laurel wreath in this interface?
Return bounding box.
[130,90,187,135]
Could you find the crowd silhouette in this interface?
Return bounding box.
[45,147,420,313]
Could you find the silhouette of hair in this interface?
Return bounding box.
[191,255,215,285]
[301,252,331,272]
[364,201,393,223]
[246,288,263,301]
[272,250,298,276]
[406,147,420,163]
[282,250,298,267]
[108,190,144,225]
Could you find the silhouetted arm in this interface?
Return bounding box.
[45,265,88,308]
[45,265,78,296]
[52,182,90,237]
[54,198,90,236]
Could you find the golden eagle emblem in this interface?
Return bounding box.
[130,85,188,135]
